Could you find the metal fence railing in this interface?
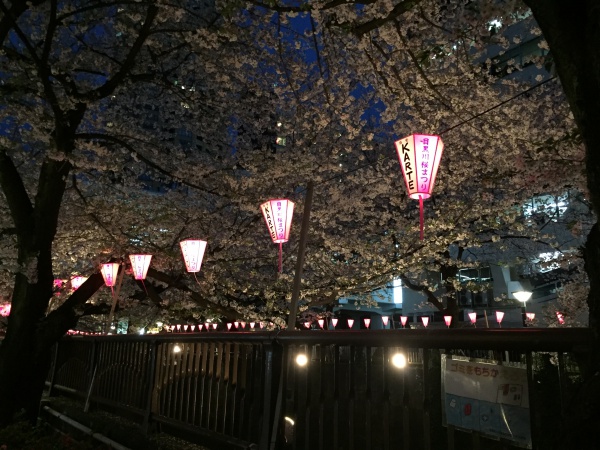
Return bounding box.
[46,328,592,450]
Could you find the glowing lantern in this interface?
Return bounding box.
[331,318,338,329]
[394,134,444,240]
[180,239,207,273]
[364,318,371,329]
[496,311,505,327]
[101,263,120,295]
[198,324,204,331]
[526,312,535,321]
[212,323,217,330]
[227,323,232,331]
[318,319,325,329]
[176,324,181,331]
[0,303,11,317]
[400,316,408,328]
[444,316,452,328]
[183,325,189,331]
[191,325,196,332]
[71,276,87,290]
[556,311,565,325]
[129,254,152,280]
[250,322,256,329]
[234,322,239,329]
[382,316,389,327]
[241,321,246,329]
[347,319,354,329]
[303,322,310,329]
[468,312,477,326]
[421,317,429,328]
[260,199,295,272]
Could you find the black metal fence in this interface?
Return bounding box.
[46,328,592,450]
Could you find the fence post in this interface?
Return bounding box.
[46,342,60,397]
[83,339,98,413]
[143,339,158,433]
[262,339,284,450]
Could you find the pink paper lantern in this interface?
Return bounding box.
[250,322,256,329]
[526,312,535,321]
[176,324,181,331]
[179,240,207,273]
[394,134,444,240]
[303,322,311,329]
[260,199,295,272]
[101,263,120,287]
[421,317,429,328]
[0,303,11,317]
[191,325,196,331]
[240,321,246,329]
[198,324,204,331]
[382,316,389,327]
[556,311,565,325]
[71,276,87,290]
[468,312,477,325]
[183,325,189,331]
[234,321,239,329]
[259,322,264,329]
[318,319,325,329]
[212,323,217,330]
[129,254,152,280]
[400,316,408,328]
[347,319,354,329]
[364,318,371,329]
[496,311,505,326]
[170,325,175,331]
[331,318,338,329]
[227,323,232,331]
[444,315,452,328]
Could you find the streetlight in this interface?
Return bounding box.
[513,290,532,327]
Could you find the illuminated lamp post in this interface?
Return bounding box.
[180,239,207,284]
[394,134,444,240]
[513,290,532,327]
[260,199,295,273]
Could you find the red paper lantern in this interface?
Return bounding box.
[468,312,477,325]
[71,276,87,290]
[180,240,207,273]
[260,199,295,272]
[129,254,152,280]
[444,315,452,328]
[395,134,444,240]
[101,263,120,287]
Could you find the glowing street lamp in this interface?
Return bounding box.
[394,134,444,240]
[260,199,294,272]
[513,290,532,327]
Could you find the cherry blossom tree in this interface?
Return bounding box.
[0,0,592,429]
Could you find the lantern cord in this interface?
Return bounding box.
[419,195,424,241]
[193,272,201,287]
[278,242,283,273]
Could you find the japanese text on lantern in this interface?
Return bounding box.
[263,204,277,241]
